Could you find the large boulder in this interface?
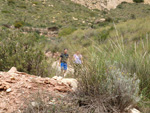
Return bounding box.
[52,76,78,91]
[145,0,150,4]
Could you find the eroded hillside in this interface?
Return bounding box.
[71,0,150,10]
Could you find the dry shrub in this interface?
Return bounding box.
[105,62,141,111]
[17,92,81,113]
[77,50,141,112]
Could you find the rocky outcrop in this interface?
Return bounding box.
[71,0,149,10]
[52,76,78,91]
[145,0,150,4]
[0,67,77,113]
[2,24,58,38]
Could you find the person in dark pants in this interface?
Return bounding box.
[59,49,69,77]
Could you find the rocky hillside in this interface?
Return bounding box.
[0,0,100,29]
[71,0,149,10]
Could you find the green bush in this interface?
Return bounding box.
[7,0,15,5]
[0,29,48,77]
[133,0,144,3]
[1,10,10,14]
[14,21,24,28]
[117,4,123,9]
[105,17,113,22]
[32,1,41,5]
[131,14,136,19]
[93,30,109,43]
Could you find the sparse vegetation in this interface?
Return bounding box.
[59,27,77,37]
[108,3,150,22]
[0,0,100,29]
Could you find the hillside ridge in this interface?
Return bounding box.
[71,0,150,10]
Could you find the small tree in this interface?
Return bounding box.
[133,0,144,3]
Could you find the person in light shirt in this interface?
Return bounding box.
[73,51,83,77]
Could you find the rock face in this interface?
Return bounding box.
[71,0,149,10]
[145,0,150,4]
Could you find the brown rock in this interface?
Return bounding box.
[10,77,15,80]
[54,86,72,92]
[95,18,106,24]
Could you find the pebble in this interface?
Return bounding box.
[6,88,12,93]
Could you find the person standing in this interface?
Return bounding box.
[73,51,83,77]
[59,49,69,77]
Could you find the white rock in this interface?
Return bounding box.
[49,98,56,105]
[6,88,12,93]
[130,108,140,113]
[72,17,78,21]
[8,67,17,73]
[52,75,78,91]
[31,102,38,107]
[82,21,85,23]
[61,78,78,91]
[52,76,63,80]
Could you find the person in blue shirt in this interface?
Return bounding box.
[59,49,69,77]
